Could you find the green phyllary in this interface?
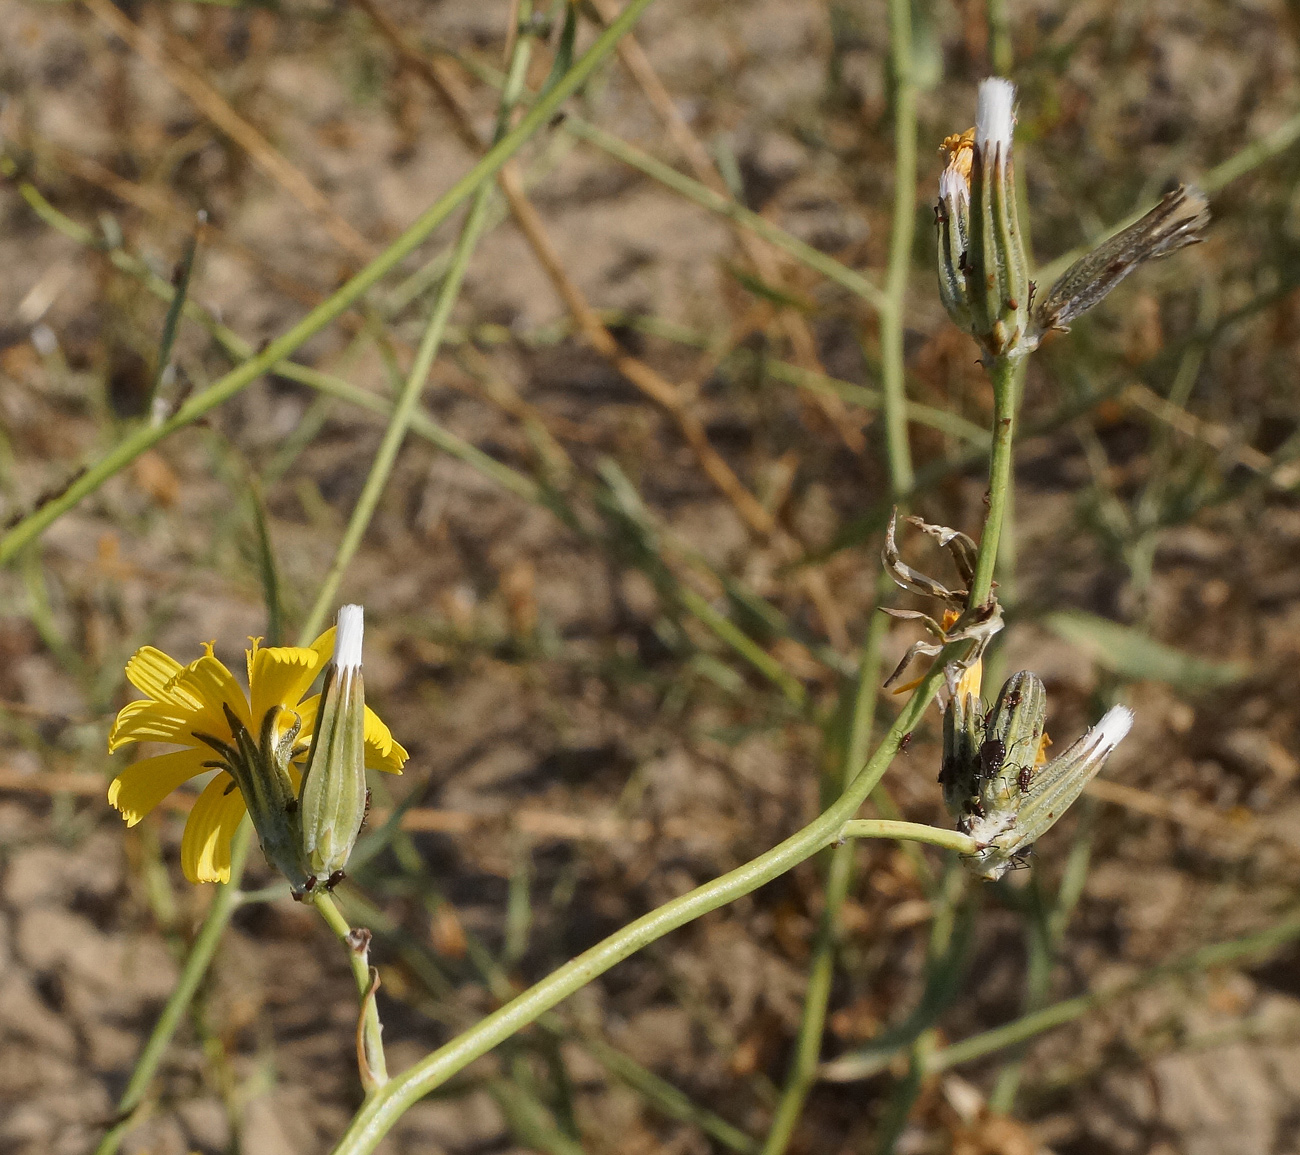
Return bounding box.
[299,604,369,889]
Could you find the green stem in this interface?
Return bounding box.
[838,820,977,855]
[313,891,389,1086]
[878,0,918,494]
[931,910,1300,1072]
[93,825,252,1155]
[968,356,1023,606]
[330,245,1027,1153]
[331,658,950,1153]
[300,181,495,638]
[0,0,660,567]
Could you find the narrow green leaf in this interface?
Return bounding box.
[149,215,202,413]
[1044,610,1249,688]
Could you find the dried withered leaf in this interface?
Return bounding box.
[1033,184,1210,334]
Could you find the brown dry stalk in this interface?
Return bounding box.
[1121,381,1273,476]
[351,0,777,537]
[31,133,330,310]
[83,0,375,262]
[585,0,864,452]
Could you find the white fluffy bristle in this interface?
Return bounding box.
[334,604,364,670]
[1092,704,1134,751]
[975,78,1016,151]
[939,165,969,205]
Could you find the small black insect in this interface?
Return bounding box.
[1009,844,1035,871]
[899,731,914,755]
[980,737,1006,778]
[1017,763,1033,793]
[326,870,346,891]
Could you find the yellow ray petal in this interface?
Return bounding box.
[364,707,408,773]
[109,698,205,752]
[249,644,324,733]
[172,652,252,737]
[181,772,248,884]
[295,693,320,749]
[310,627,337,669]
[108,748,209,825]
[124,646,185,700]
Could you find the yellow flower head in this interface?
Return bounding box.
[108,628,407,885]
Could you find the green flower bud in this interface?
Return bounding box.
[940,690,983,820]
[966,78,1032,360]
[299,604,368,888]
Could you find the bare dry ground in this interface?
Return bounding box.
[3,0,1300,1152]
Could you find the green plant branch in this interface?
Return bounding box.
[838,820,977,855]
[312,890,389,1085]
[0,0,660,566]
[328,613,1008,1153]
[968,356,1023,605]
[931,910,1300,1073]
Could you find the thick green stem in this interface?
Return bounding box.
[968,356,1023,606]
[838,820,977,855]
[0,0,659,567]
[330,654,953,1154]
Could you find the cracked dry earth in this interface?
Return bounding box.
[4,0,1300,1152]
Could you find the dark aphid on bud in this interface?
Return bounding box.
[1032,185,1210,337]
[961,676,1134,881]
[977,671,1047,818]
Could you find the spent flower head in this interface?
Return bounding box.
[935,78,1032,361]
[108,613,407,888]
[936,79,1209,357]
[945,671,1133,881]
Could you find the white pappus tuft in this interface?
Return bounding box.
[1086,704,1134,754]
[975,77,1016,152]
[334,604,364,671]
[939,164,970,206]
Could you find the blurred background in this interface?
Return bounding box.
[2,0,1300,1152]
